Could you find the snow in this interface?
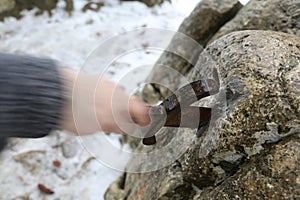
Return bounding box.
[0,0,249,199]
[239,0,250,5]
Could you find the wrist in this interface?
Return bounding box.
[58,68,78,133]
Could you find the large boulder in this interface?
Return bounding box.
[105,30,300,199]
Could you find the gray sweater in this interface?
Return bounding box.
[0,53,64,151]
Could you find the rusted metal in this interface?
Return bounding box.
[142,79,219,145]
[165,107,212,128]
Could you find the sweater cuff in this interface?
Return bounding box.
[0,53,64,138]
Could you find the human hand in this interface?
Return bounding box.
[59,68,150,135]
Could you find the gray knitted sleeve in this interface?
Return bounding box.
[0,53,65,150]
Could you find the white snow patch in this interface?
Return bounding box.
[239,0,250,5]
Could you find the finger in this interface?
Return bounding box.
[129,96,150,126]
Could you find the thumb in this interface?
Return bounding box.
[129,96,150,126]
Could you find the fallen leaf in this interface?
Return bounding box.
[38,184,55,195]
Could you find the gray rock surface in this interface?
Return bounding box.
[200,136,300,199]
[0,0,75,20]
[0,0,59,20]
[210,0,300,41]
[0,0,15,20]
[105,30,300,200]
[108,1,300,198]
[141,0,242,103]
[0,0,15,13]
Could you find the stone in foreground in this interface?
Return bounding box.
[105,30,300,200]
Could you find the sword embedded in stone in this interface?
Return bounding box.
[142,79,219,145]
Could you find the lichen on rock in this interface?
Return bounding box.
[106,0,300,199]
[210,0,300,41]
[105,30,300,199]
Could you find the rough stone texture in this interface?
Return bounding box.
[210,0,300,42]
[0,0,58,20]
[141,0,242,104]
[0,0,75,20]
[0,0,15,14]
[0,0,16,20]
[105,31,300,200]
[200,137,300,199]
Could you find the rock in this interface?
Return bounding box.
[13,150,47,173]
[62,138,78,158]
[200,136,300,199]
[0,0,15,13]
[141,0,242,103]
[33,0,59,16]
[105,30,300,199]
[0,0,16,20]
[0,0,58,19]
[210,0,300,42]
[81,2,104,13]
[0,0,74,20]
[104,173,126,200]
[65,0,74,15]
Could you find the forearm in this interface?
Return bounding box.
[0,52,150,151]
[0,53,65,139]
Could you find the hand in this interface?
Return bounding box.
[59,68,150,135]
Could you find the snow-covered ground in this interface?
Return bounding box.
[0,0,249,199]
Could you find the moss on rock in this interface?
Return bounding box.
[105,30,300,200]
